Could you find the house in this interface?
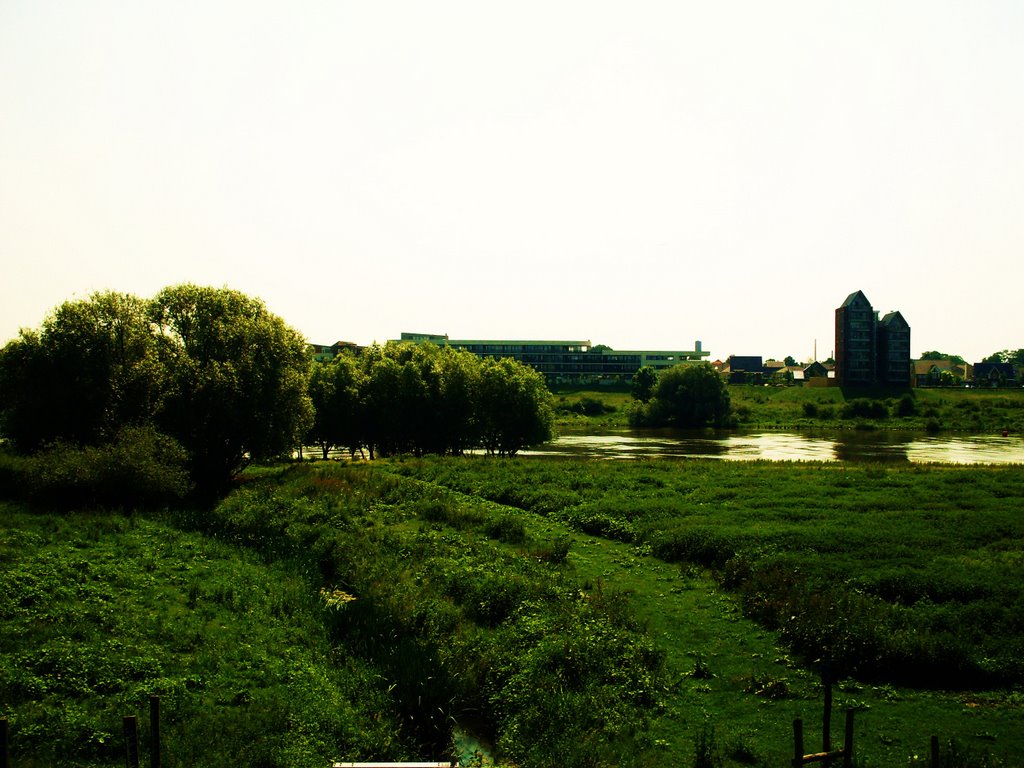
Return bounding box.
[309,341,362,362]
[912,360,968,388]
[803,361,829,379]
[725,356,764,384]
[971,362,1017,388]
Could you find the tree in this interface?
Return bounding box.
[150,285,312,490]
[983,349,1024,366]
[307,353,363,459]
[644,363,731,428]
[476,357,554,456]
[631,366,657,403]
[0,292,165,452]
[784,355,797,366]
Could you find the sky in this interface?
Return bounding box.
[1,1,1022,364]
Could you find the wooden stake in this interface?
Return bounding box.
[123,715,140,768]
[149,696,161,768]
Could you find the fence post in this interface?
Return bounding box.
[123,715,140,768]
[793,718,804,767]
[842,709,854,768]
[931,735,940,768]
[149,696,161,768]
[820,660,836,765]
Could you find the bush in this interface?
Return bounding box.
[895,393,917,417]
[842,398,888,420]
[485,515,528,544]
[20,426,191,507]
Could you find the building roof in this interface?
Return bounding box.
[839,290,870,309]
[878,311,909,327]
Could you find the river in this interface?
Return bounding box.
[525,428,1024,464]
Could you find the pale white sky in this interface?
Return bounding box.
[2,1,1022,363]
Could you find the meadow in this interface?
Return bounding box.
[4,455,1024,767]
[552,383,1024,434]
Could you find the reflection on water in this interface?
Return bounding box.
[525,429,1024,464]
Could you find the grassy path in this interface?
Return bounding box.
[502,503,1023,767]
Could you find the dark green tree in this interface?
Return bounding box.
[645,363,731,428]
[307,353,363,459]
[0,291,165,452]
[983,349,1024,366]
[784,355,797,366]
[476,356,554,456]
[631,366,657,403]
[150,285,312,489]
[434,345,481,455]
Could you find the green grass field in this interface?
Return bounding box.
[4,456,1024,767]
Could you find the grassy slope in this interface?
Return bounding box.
[392,456,1024,767]
[0,501,408,768]
[6,455,1024,767]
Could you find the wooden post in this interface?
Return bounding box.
[930,735,940,768]
[149,696,161,768]
[123,715,140,768]
[822,679,833,760]
[821,660,835,765]
[842,709,854,768]
[1,717,9,768]
[793,718,805,768]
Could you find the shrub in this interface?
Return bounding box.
[895,393,917,417]
[650,527,738,570]
[20,426,191,507]
[842,398,888,420]
[485,515,528,545]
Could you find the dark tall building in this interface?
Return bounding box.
[835,290,876,385]
[877,311,911,385]
[835,291,910,386]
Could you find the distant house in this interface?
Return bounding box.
[803,361,829,380]
[912,360,968,388]
[726,355,764,384]
[971,362,1017,388]
[309,341,363,362]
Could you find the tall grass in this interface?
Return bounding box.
[393,456,1024,688]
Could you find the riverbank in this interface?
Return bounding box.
[552,383,1024,433]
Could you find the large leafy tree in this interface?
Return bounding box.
[983,349,1024,366]
[643,363,731,428]
[631,366,657,403]
[476,356,554,456]
[307,353,363,459]
[0,292,165,452]
[150,285,312,489]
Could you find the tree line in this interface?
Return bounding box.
[308,341,553,460]
[0,286,553,498]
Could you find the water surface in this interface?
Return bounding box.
[526,429,1024,464]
